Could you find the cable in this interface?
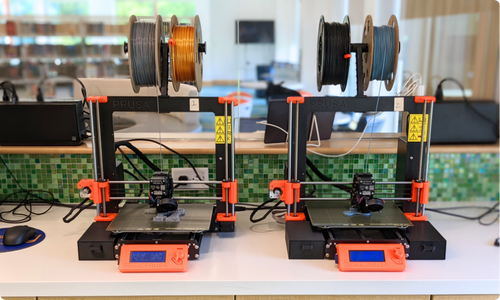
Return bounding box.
[259,113,381,159]
[0,156,58,223]
[398,73,422,96]
[307,113,381,158]
[435,77,499,137]
[0,191,55,223]
[120,138,215,188]
[0,81,19,103]
[256,121,289,140]
[117,146,148,197]
[249,198,285,223]
[426,202,499,226]
[62,198,94,223]
[317,16,351,92]
[116,141,160,173]
[306,157,351,193]
[36,75,88,107]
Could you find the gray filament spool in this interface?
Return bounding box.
[362,14,399,91]
[127,15,163,93]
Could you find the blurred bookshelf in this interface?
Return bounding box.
[0,16,130,98]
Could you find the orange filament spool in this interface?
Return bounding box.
[171,25,196,84]
[170,15,203,92]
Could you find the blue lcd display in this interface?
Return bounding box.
[130,251,166,263]
[349,250,385,262]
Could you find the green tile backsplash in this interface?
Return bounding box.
[0,153,498,203]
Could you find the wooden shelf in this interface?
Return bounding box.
[0,137,497,155]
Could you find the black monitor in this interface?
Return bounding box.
[264,98,334,144]
[236,20,275,44]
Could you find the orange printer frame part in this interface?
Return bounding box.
[217,180,238,222]
[269,180,305,221]
[77,179,110,205]
[405,180,431,221]
[77,179,117,221]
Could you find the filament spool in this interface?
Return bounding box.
[170,15,203,92]
[316,15,351,92]
[362,14,399,91]
[127,15,164,93]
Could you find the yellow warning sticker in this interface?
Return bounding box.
[408,114,428,142]
[215,116,231,144]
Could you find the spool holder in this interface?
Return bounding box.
[124,15,206,96]
[350,43,369,97]
[318,15,399,97]
[346,41,400,97]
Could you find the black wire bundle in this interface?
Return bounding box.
[1,81,19,103]
[306,158,351,193]
[249,198,285,223]
[0,156,58,223]
[317,17,351,92]
[119,138,215,188]
[62,198,93,223]
[37,75,87,104]
[427,203,499,226]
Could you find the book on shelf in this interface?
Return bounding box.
[0,20,126,36]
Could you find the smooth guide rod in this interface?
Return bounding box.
[109,196,222,201]
[88,102,101,217]
[108,180,222,185]
[300,197,412,201]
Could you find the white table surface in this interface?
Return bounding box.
[0,202,498,297]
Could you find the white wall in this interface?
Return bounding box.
[194,0,213,81]
[206,0,277,82]
[275,0,300,64]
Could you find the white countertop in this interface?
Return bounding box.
[0,202,498,297]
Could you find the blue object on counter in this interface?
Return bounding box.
[0,227,45,253]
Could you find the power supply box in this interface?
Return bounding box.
[0,100,87,146]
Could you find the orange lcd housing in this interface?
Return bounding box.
[118,244,189,273]
[336,243,406,272]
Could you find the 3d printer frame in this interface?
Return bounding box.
[77,95,238,262]
[270,95,446,261]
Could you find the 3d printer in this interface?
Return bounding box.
[268,15,446,272]
[73,15,239,273]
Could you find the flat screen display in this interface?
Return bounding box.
[236,21,275,44]
[349,250,385,262]
[130,251,166,263]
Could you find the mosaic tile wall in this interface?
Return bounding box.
[0,153,498,203]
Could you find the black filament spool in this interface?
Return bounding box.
[316,15,351,92]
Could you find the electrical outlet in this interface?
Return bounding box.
[171,168,209,190]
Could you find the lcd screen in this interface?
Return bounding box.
[349,250,385,262]
[130,251,166,263]
[236,21,274,43]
